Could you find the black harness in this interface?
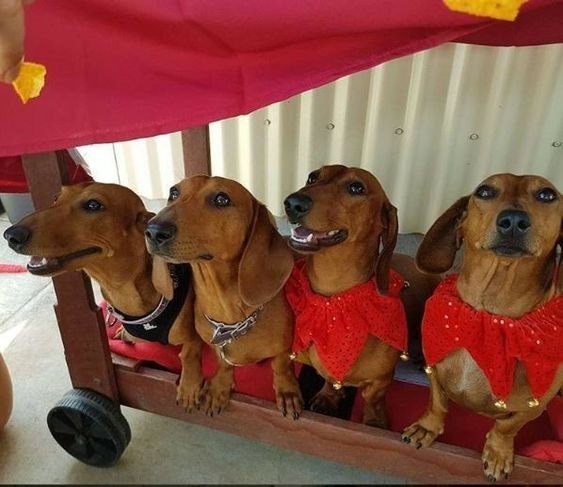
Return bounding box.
[107,264,191,344]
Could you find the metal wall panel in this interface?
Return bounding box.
[81,42,563,233]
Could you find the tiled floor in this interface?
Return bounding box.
[0,214,406,484]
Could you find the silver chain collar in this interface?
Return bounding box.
[107,295,170,328]
[106,266,180,328]
[205,305,264,365]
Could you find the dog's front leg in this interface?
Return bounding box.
[176,338,204,413]
[482,408,543,482]
[201,354,234,416]
[401,371,448,447]
[309,380,345,416]
[271,352,303,419]
[361,374,394,429]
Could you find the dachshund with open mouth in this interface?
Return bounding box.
[401,173,563,482]
[283,164,439,428]
[145,175,303,419]
[2,182,203,408]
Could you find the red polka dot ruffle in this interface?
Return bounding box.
[423,274,563,400]
[285,260,408,382]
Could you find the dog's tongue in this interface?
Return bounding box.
[293,226,316,239]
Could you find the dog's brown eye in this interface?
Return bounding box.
[306,171,320,185]
[536,187,557,203]
[82,199,103,212]
[168,186,179,201]
[348,181,365,195]
[213,192,231,208]
[474,185,497,200]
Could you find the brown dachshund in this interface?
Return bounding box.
[402,173,563,482]
[145,175,303,418]
[2,183,202,392]
[283,164,439,428]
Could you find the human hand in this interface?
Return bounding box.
[0,0,34,83]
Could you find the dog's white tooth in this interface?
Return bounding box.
[328,230,338,236]
[41,257,48,265]
[306,233,313,242]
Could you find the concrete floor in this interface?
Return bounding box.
[0,213,406,484]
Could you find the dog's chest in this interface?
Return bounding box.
[306,337,398,386]
[435,349,563,414]
[194,304,290,364]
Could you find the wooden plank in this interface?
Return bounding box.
[23,151,68,208]
[115,364,563,484]
[22,151,119,402]
[181,126,211,176]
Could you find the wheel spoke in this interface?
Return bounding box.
[81,414,94,431]
[89,436,117,457]
[67,437,91,460]
[88,421,112,442]
[49,414,77,436]
[64,409,84,431]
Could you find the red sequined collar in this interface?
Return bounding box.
[285,260,408,382]
[423,274,563,401]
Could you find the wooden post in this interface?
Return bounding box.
[22,151,119,402]
[181,126,211,176]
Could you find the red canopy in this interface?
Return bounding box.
[0,0,562,157]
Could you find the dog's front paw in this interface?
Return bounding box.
[309,389,341,417]
[201,379,232,416]
[275,387,303,420]
[401,421,441,449]
[176,374,204,414]
[114,325,136,343]
[482,432,514,482]
[363,409,388,429]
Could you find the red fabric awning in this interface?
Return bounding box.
[0,0,562,157]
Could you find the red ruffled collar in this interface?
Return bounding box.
[285,260,408,382]
[423,274,563,401]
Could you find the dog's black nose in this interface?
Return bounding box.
[145,221,177,246]
[284,193,313,223]
[3,225,32,251]
[496,209,531,237]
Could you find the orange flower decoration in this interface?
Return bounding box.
[12,61,46,104]
[444,0,528,21]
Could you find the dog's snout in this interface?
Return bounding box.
[496,209,531,237]
[145,221,177,247]
[284,193,313,223]
[3,225,32,251]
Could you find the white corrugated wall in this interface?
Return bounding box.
[80,42,563,233]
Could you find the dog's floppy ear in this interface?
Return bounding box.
[374,201,399,294]
[151,255,174,301]
[239,203,294,306]
[416,196,469,274]
[556,226,563,294]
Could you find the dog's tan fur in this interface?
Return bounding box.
[402,173,563,481]
[3,182,202,395]
[285,165,439,427]
[147,175,303,418]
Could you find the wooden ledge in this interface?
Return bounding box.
[114,364,563,484]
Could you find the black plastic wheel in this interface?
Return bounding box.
[47,388,131,467]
